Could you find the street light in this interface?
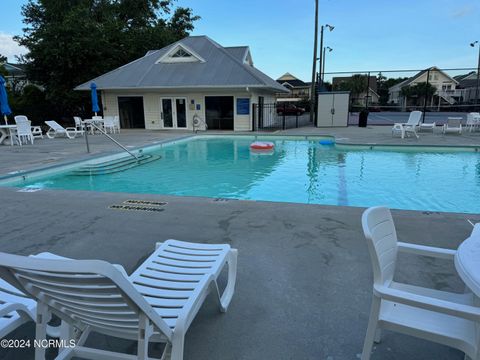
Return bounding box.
[470,41,480,107]
[321,46,333,84]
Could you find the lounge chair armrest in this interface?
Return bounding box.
[373,284,480,321]
[397,241,455,260]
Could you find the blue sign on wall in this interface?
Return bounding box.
[236,98,250,115]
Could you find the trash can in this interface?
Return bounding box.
[358,109,369,127]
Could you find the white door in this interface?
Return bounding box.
[332,93,349,127]
[317,93,334,127]
[160,98,187,129]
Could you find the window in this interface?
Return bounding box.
[171,49,192,58]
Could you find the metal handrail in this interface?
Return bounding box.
[85,122,139,161]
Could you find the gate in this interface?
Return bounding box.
[252,103,311,131]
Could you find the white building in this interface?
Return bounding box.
[75,36,288,131]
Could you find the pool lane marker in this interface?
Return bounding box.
[108,199,168,212]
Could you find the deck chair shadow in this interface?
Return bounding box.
[0,240,238,360]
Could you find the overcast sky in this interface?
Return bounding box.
[1,0,479,81]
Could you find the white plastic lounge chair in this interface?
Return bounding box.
[14,115,43,139]
[0,252,66,339]
[466,112,480,132]
[443,117,463,135]
[14,117,34,145]
[0,239,237,360]
[103,116,115,134]
[45,120,79,139]
[361,206,480,360]
[392,111,422,138]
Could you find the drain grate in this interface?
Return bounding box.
[109,204,165,212]
[123,200,168,206]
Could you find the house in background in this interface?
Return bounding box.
[388,66,460,108]
[75,36,288,131]
[455,71,479,104]
[276,73,310,101]
[2,62,29,91]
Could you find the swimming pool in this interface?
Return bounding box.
[4,136,480,214]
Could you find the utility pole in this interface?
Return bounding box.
[471,41,480,107]
[309,0,319,124]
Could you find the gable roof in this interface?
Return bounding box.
[75,36,288,93]
[389,66,458,91]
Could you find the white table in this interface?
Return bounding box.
[455,223,480,297]
[83,119,104,134]
[0,125,17,146]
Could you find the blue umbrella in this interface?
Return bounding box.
[90,82,100,115]
[0,76,12,124]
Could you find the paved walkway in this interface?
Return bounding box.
[0,188,476,360]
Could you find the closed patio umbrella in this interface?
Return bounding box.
[0,76,12,125]
[90,82,100,115]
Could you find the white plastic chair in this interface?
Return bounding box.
[73,116,87,135]
[443,117,463,135]
[45,120,79,139]
[103,116,115,134]
[361,206,480,360]
[0,239,238,360]
[14,118,34,145]
[466,113,480,133]
[392,111,422,138]
[14,115,43,139]
[113,115,121,133]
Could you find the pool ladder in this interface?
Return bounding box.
[85,122,139,161]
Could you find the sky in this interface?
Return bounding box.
[1,0,479,82]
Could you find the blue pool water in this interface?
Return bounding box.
[8,137,480,214]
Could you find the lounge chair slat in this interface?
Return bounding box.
[132,283,192,299]
[132,276,198,290]
[141,268,204,282]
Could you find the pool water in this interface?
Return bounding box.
[10,137,480,214]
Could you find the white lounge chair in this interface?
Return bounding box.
[392,111,422,139]
[466,112,480,132]
[443,117,463,135]
[45,120,80,139]
[14,115,43,139]
[0,239,237,360]
[0,252,65,339]
[361,206,480,360]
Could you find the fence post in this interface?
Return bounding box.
[296,112,299,128]
[422,69,430,123]
[252,104,256,131]
[283,103,286,130]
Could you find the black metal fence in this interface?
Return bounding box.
[317,67,480,126]
[252,103,311,131]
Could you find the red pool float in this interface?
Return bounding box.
[250,141,274,151]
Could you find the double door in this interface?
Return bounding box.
[161,98,187,129]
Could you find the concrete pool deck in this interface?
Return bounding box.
[0,188,478,360]
[0,126,479,359]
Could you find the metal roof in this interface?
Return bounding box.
[75,36,289,93]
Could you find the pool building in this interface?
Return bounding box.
[75,36,288,131]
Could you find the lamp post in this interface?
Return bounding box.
[321,46,333,85]
[470,41,480,107]
[309,0,319,123]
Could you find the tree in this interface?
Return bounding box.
[401,82,436,107]
[15,0,199,117]
[376,74,408,106]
